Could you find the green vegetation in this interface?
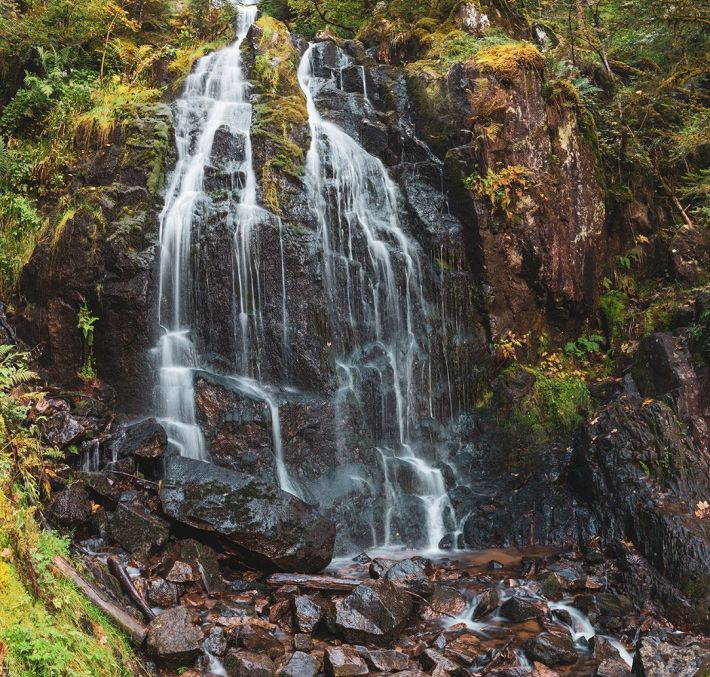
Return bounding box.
[501,363,591,446]
[250,15,309,213]
[0,0,236,294]
[689,307,710,365]
[0,345,140,675]
[77,302,99,379]
[465,164,535,220]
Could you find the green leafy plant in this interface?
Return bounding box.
[689,307,710,365]
[564,333,605,359]
[77,302,98,379]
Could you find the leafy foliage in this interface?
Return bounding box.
[0,345,139,675]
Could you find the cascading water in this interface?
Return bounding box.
[156,0,265,462]
[297,44,456,552]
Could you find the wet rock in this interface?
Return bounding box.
[166,560,198,583]
[202,626,227,656]
[146,578,179,608]
[595,594,633,629]
[597,659,632,677]
[146,606,203,664]
[473,588,501,619]
[167,538,224,592]
[571,394,710,622]
[592,635,624,663]
[420,585,467,620]
[632,636,710,677]
[40,409,84,448]
[279,651,320,677]
[113,418,167,459]
[488,560,505,570]
[382,557,434,596]
[79,470,123,505]
[293,595,324,633]
[333,579,413,646]
[369,558,397,579]
[324,645,369,676]
[46,482,91,527]
[107,498,170,556]
[499,595,545,622]
[533,663,561,677]
[224,649,276,677]
[293,633,313,652]
[360,648,409,672]
[237,624,285,660]
[353,552,371,564]
[444,635,480,665]
[159,456,335,572]
[420,648,460,673]
[525,633,578,666]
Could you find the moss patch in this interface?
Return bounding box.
[250,15,309,213]
[474,42,543,80]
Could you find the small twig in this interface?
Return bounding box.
[108,555,156,621]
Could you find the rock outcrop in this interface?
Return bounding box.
[159,456,336,572]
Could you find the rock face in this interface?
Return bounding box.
[572,393,710,623]
[159,456,336,572]
[332,579,413,646]
[407,48,605,342]
[14,104,173,411]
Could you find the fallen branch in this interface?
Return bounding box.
[50,556,148,644]
[266,573,362,592]
[108,555,155,621]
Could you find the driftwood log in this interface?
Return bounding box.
[51,556,148,644]
[265,573,362,592]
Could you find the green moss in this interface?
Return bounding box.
[474,42,544,80]
[504,365,591,444]
[248,16,309,210]
[600,289,627,347]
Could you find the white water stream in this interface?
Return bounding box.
[156,1,262,462]
[297,44,455,551]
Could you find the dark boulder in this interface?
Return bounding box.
[46,482,91,527]
[382,557,434,596]
[146,578,179,608]
[107,496,170,556]
[360,648,409,672]
[159,456,335,572]
[146,606,203,665]
[499,595,545,622]
[420,585,467,620]
[571,394,710,623]
[164,538,224,592]
[333,579,413,646]
[420,648,461,673]
[113,418,167,459]
[525,632,578,666]
[597,659,632,677]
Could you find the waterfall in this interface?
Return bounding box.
[155,1,262,462]
[297,44,456,552]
